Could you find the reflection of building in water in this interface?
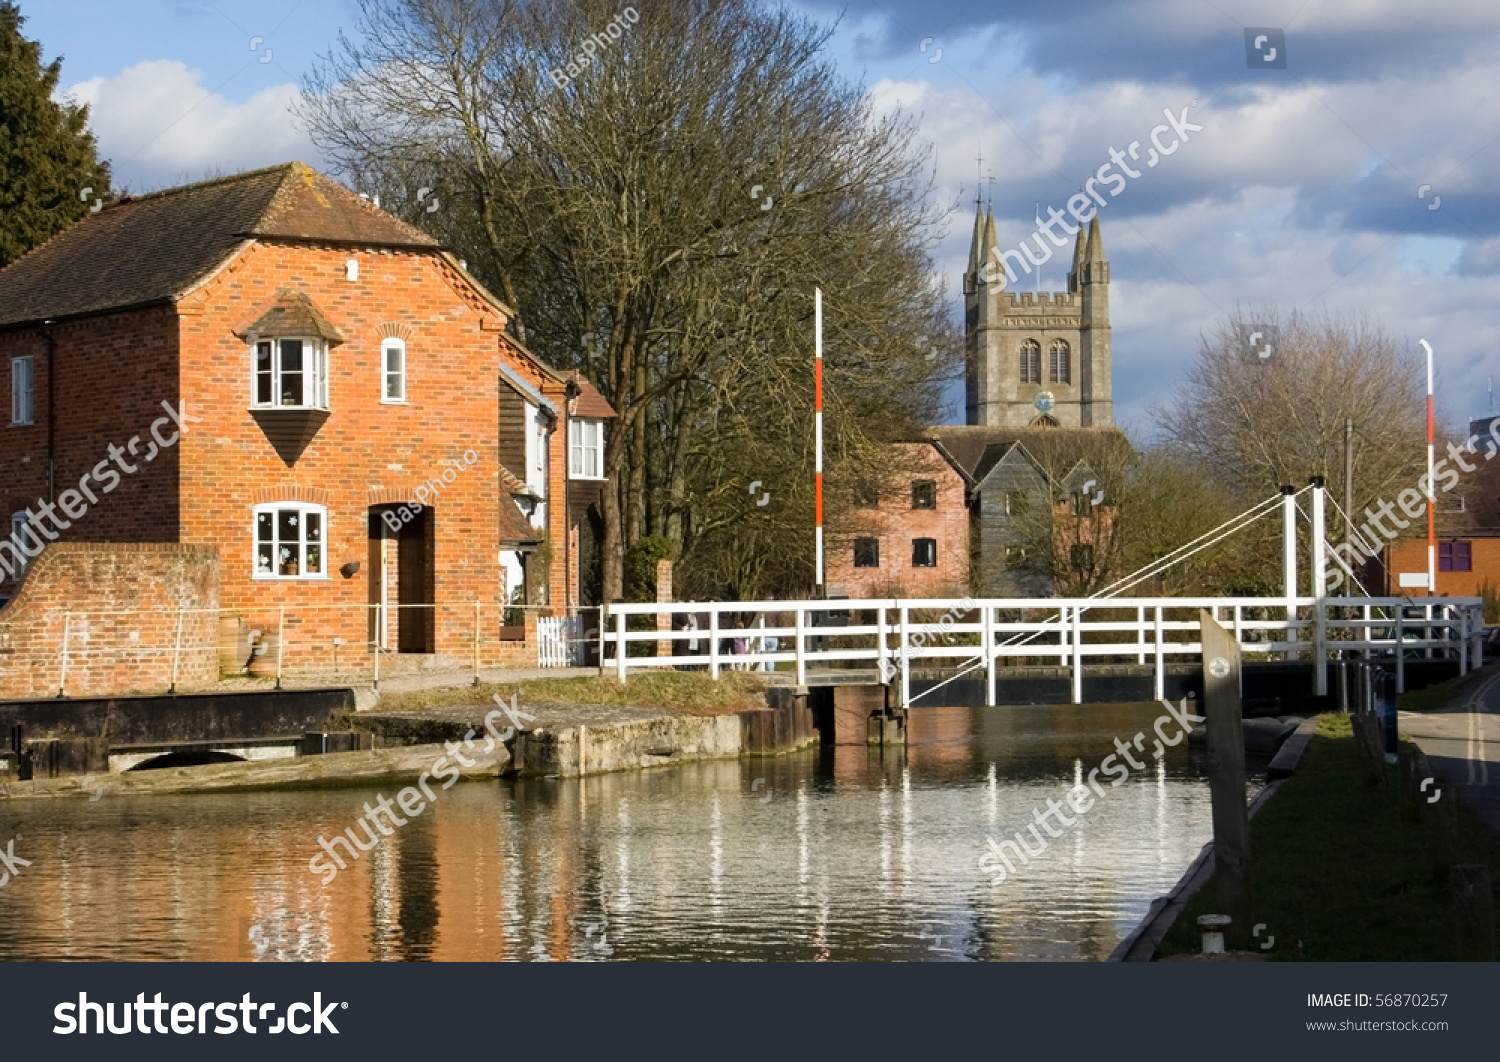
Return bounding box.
[0,714,1215,962]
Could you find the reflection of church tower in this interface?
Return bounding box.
[963,209,1112,427]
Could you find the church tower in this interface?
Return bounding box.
[963,208,1113,427]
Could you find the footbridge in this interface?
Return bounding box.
[600,480,1485,707]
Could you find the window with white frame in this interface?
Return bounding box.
[253,338,328,409]
[382,338,406,402]
[569,418,605,479]
[253,503,326,578]
[11,356,33,425]
[9,512,36,578]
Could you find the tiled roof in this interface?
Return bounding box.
[234,289,346,344]
[923,425,1130,483]
[498,463,539,498]
[498,496,540,544]
[561,371,617,418]
[0,162,437,330]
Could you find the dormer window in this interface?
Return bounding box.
[253,337,329,409]
[569,418,605,479]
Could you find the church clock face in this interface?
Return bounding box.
[1034,391,1055,414]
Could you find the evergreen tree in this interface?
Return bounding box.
[0,1,109,268]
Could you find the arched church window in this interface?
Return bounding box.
[1019,339,1041,384]
[1049,340,1071,384]
[1031,414,1059,427]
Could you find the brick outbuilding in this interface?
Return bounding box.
[0,162,611,672]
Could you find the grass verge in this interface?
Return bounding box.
[373,670,769,716]
[1156,713,1500,960]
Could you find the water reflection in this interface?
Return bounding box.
[0,703,1230,962]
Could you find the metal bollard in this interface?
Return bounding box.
[1198,914,1231,954]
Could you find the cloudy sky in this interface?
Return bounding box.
[25,0,1500,438]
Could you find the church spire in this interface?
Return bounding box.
[1085,215,1105,263]
[1068,224,1087,292]
[1082,215,1108,286]
[967,205,986,275]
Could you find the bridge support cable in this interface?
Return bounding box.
[905,486,1306,707]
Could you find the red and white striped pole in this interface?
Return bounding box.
[1421,339,1435,594]
[815,287,824,590]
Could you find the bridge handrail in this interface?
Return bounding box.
[600,595,1484,705]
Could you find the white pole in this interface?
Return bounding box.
[1282,486,1298,657]
[1421,339,1435,596]
[1311,477,1327,696]
[815,288,824,590]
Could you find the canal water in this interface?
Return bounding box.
[0,702,1245,961]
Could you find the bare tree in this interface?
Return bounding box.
[1157,309,1434,542]
[298,0,955,601]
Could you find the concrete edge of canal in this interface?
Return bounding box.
[1107,713,1324,962]
[0,686,821,797]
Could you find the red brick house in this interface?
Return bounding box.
[826,442,969,598]
[0,162,611,673]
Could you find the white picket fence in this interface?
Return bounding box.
[537,614,586,667]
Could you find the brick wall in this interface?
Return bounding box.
[0,307,182,598]
[0,543,219,698]
[1383,536,1500,598]
[826,443,969,598]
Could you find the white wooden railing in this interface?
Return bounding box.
[599,596,1485,706]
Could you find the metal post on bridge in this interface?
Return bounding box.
[1282,485,1298,660]
[1395,611,1404,694]
[795,608,807,687]
[898,606,910,709]
[1070,605,1083,705]
[983,605,996,708]
[1460,606,1468,677]
[1311,476,1328,697]
[1153,605,1165,701]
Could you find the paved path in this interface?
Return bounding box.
[1400,664,1500,835]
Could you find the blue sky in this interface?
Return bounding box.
[24,0,1500,438]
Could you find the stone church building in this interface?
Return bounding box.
[827,208,1128,599]
[966,210,1112,429]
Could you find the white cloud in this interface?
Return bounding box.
[63,60,319,192]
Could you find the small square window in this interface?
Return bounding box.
[1004,490,1028,516]
[254,503,328,579]
[1439,540,1472,572]
[1003,546,1027,570]
[911,480,936,509]
[854,537,880,568]
[912,538,937,567]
